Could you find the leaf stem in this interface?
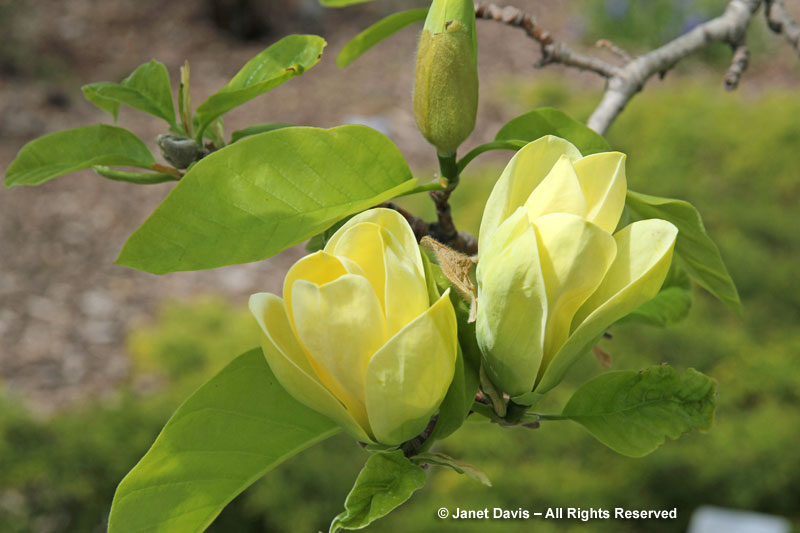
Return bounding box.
[395,182,447,198]
[456,139,527,173]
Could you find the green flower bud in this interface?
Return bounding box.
[413,0,479,156]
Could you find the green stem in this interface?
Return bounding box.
[456,139,527,173]
[532,413,569,421]
[437,152,459,189]
[395,182,447,198]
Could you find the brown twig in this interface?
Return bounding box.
[596,39,635,63]
[765,0,800,55]
[476,0,764,134]
[474,2,622,78]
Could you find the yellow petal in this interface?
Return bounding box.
[479,136,582,254]
[476,208,547,396]
[283,251,347,314]
[524,154,587,222]
[533,213,617,367]
[326,208,424,280]
[365,290,457,445]
[573,152,627,233]
[574,219,679,328]
[381,228,430,337]
[248,292,374,442]
[536,219,678,394]
[328,209,428,337]
[326,222,387,310]
[291,274,387,430]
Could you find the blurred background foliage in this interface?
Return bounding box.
[3,77,799,532]
[2,0,800,531]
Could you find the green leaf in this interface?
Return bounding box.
[320,0,374,6]
[561,366,716,457]
[495,108,611,155]
[412,452,491,487]
[195,35,326,139]
[108,348,339,532]
[337,8,428,68]
[117,125,417,274]
[330,450,426,533]
[230,122,292,143]
[5,125,156,187]
[619,264,692,327]
[82,60,176,126]
[93,165,177,185]
[626,190,741,314]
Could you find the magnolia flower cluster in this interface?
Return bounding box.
[250,136,677,445]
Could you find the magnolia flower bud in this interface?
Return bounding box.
[413,0,478,155]
[476,136,678,398]
[249,208,458,445]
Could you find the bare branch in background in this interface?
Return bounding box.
[765,0,800,55]
[476,0,773,134]
[724,43,750,90]
[474,3,622,78]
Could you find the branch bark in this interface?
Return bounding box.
[476,0,766,134]
[765,0,800,55]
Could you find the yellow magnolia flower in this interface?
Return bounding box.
[477,136,678,398]
[249,208,458,445]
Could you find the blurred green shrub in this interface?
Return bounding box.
[2,81,800,531]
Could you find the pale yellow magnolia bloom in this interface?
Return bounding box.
[249,208,458,445]
[477,136,678,397]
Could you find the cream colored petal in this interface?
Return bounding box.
[365,290,457,445]
[325,207,424,281]
[573,152,627,233]
[479,136,582,255]
[326,222,387,310]
[476,208,547,396]
[283,251,347,316]
[380,227,430,338]
[524,154,587,221]
[248,292,373,442]
[574,219,679,328]
[291,275,387,429]
[533,213,617,368]
[536,219,677,394]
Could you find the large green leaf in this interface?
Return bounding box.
[561,366,716,457]
[626,190,741,314]
[495,108,611,155]
[619,264,692,327]
[195,35,326,138]
[4,125,155,187]
[116,125,417,274]
[330,450,426,533]
[337,8,428,68]
[82,60,176,126]
[108,348,340,532]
